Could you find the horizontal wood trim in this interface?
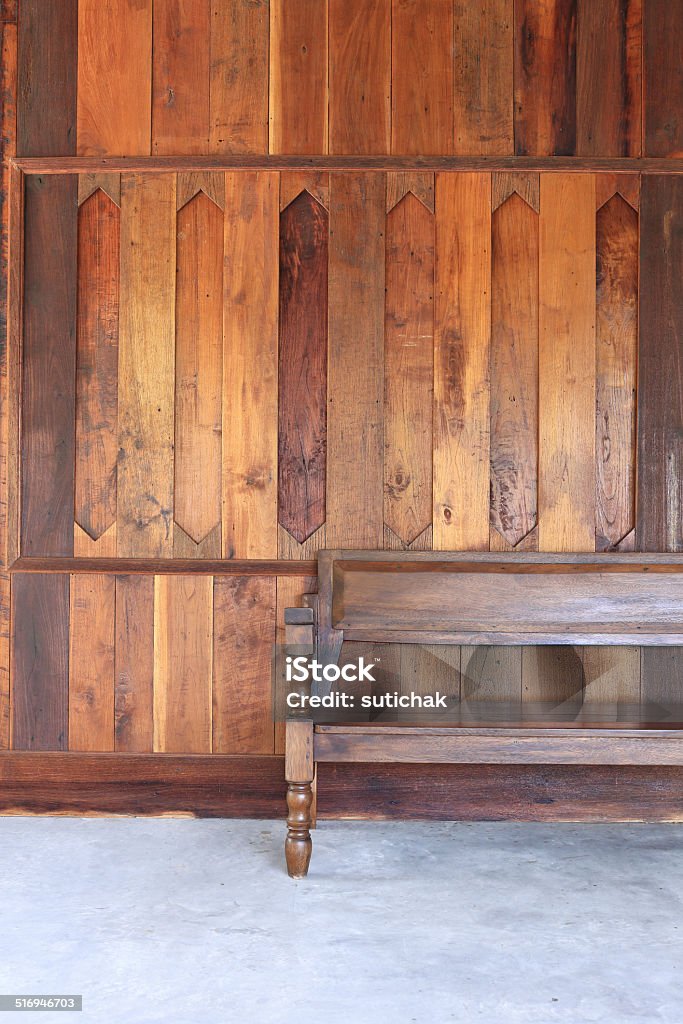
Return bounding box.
[9,557,317,576]
[314,731,683,766]
[343,629,683,646]
[11,156,683,175]
[336,559,683,573]
[2,754,683,822]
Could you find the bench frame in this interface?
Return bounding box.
[284,550,683,877]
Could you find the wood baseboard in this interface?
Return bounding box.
[1,754,683,822]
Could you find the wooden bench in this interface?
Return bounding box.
[284,550,683,877]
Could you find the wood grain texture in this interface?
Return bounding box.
[213,576,276,753]
[11,574,69,750]
[637,177,683,552]
[153,575,213,753]
[328,0,390,155]
[490,191,538,547]
[384,190,434,545]
[114,575,154,753]
[75,189,120,545]
[595,193,638,551]
[275,574,316,753]
[269,0,328,154]
[326,173,385,547]
[433,173,491,550]
[392,0,453,155]
[278,190,328,544]
[222,172,278,558]
[68,574,115,751]
[153,0,210,155]
[514,0,577,156]
[174,190,223,547]
[538,174,595,551]
[0,572,7,747]
[576,0,641,157]
[461,646,520,702]
[453,0,513,155]
[22,175,78,555]
[644,0,683,157]
[582,646,640,704]
[118,174,176,557]
[77,0,152,156]
[210,0,269,154]
[17,0,77,156]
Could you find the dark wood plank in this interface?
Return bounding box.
[514,0,577,156]
[153,0,210,155]
[644,0,683,157]
[11,574,69,750]
[328,0,390,155]
[278,190,328,544]
[21,175,78,555]
[453,0,513,155]
[11,558,318,576]
[17,0,77,156]
[576,0,641,157]
[75,188,119,545]
[115,575,154,753]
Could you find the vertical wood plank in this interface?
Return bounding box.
[462,646,521,702]
[644,0,683,157]
[210,0,269,154]
[174,190,223,551]
[75,188,120,548]
[582,647,640,704]
[270,0,328,154]
[514,0,577,156]
[391,0,453,155]
[222,172,279,558]
[490,190,538,548]
[274,574,316,754]
[576,0,641,157]
[596,193,638,551]
[77,0,153,157]
[68,574,115,751]
[326,173,385,548]
[329,0,390,155]
[384,190,434,546]
[433,173,491,550]
[213,576,276,754]
[538,174,596,552]
[153,575,213,753]
[453,0,514,155]
[118,174,176,557]
[22,176,78,556]
[115,574,154,752]
[11,574,69,751]
[17,0,77,156]
[153,0,210,155]
[278,190,328,545]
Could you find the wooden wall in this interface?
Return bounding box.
[2,0,683,818]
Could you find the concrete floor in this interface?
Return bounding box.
[0,820,681,1024]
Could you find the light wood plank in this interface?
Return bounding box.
[391,0,453,155]
[329,0,390,154]
[115,574,154,752]
[269,0,328,154]
[153,0,210,155]
[210,0,269,154]
[69,573,115,751]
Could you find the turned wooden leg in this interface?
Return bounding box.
[285,782,313,878]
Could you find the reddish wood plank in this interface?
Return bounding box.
[153,575,213,753]
[328,0,390,155]
[433,173,491,550]
[213,576,276,754]
[576,0,641,157]
[326,173,385,547]
[75,189,119,545]
[278,190,328,544]
[269,0,328,154]
[0,572,8,747]
[22,175,78,556]
[77,0,152,157]
[392,0,453,155]
[115,575,154,753]
[68,574,115,751]
[209,0,269,154]
[596,193,638,551]
[153,0,210,155]
[514,0,577,156]
[174,190,223,547]
[384,191,434,545]
[17,0,77,156]
[490,192,538,547]
[644,0,683,157]
[11,574,69,750]
[453,0,514,155]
